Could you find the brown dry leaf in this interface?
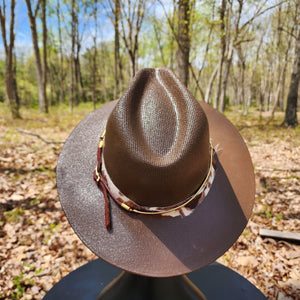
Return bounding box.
[277,292,294,300]
[236,256,259,268]
[9,193,24,201]
[285,249,300,260]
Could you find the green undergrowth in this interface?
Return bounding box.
[224,109,300,148]
[0,102,98,130]
[1,102,299,147]
[0,102,102,146]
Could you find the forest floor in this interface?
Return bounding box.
[0,104,299,300]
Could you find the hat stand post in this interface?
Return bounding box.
[97,271,207,300]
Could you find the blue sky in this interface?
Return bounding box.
[0,0,115,59]
[0,1,32,58]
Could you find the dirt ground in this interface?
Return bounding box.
[0,108,299,299]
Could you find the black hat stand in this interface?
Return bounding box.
[43,258,267,300]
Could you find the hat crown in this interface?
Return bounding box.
[104,68,210,207]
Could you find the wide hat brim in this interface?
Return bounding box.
[57,100,255,277]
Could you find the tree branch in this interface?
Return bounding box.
[16,129,64,144]
[278,26,297,39]
[0,2,8,53]
[240,0,287,32]
[34,0,42,19]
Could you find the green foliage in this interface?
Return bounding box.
[30,199,40,205]
[242,230,251,236]
[16,55,39,107]
[4,208,25,223]
[10,271,35,299]
[82,41,116,103]
[11,274,25,299]
[48,222,61,232]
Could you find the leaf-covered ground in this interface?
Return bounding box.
[0,105,299,299]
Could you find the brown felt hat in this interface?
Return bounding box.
[57,68,255,277]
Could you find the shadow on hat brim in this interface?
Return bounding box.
[57,100,255,277]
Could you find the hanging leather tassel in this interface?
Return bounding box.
[93,130,111,230]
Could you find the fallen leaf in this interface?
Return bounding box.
[236,256,259,268]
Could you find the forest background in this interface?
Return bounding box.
[0,1,300,299]
[0,0,299,126]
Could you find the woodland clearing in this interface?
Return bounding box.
[0,104,299,299]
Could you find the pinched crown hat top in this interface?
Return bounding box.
[104,68,210,208]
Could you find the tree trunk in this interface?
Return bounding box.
[69,54,74,112]
[283,29,300,127]
[114,0,121,99]
[119,0,146,78]
[25,0,48,113]
[69,0,76,111]
[236,46,247,114]
[219,0,242,113]
[194,1,215,96]
[41,0,48,111]
[92,0,98,109]
[272,71,283,118]
[48,67,54,106]
[12,52,20,111]
[5,55,20,118]
[57,0,64,104]
[247,33,264,115]
[74,6,86,105]
[100,42,108,103]
[153,19,167,67]
[74,5,79,106]
[92,43,97,109]
[219,39,233,113]
[204,64,218,104]
[0,0,21,119]
[74,56,85,104]
[176,0,190,87]
[213,0,226,109]
[280,46,291,111]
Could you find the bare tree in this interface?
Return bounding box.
[152,15,167,67]
[215,0,284,112]
[283,28,300,127]
[271,1,296,118]
[69,0,76,111]
[91,0,99,109]
[245,31,264,115]
[114,0,122,98]
[25,0,48,113]
[158,0,204,94]
[213,0,226,110]
[176,0,191,86]
[193,0,216,98]
[103,0,123,98]
[0,0,20,118]
[56,0,65,104]
[119,0,148,77]
[219,0,241,113]
[204,65,218,104]
[42,0,47,107]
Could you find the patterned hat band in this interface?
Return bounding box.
[94,131,217,230]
